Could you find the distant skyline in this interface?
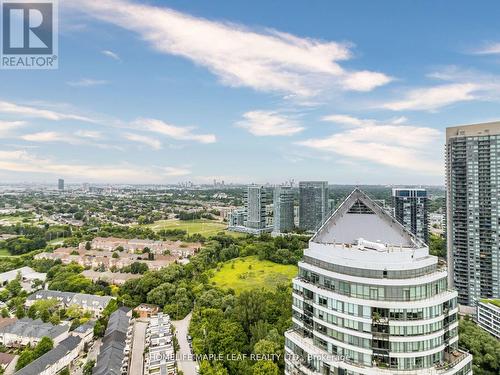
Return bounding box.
[2,0,500,184]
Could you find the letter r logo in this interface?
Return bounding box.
[2,2,53,54]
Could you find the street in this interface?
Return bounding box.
[173,312,198,375]
[130,320,148,375]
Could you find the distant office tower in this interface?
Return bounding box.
[446,122,500,306]
[392,188,429,244]
[285,189,472,375]
[299,181,328,231]
[58,179,64,191]
[244,185,271,231]
[273,186,295,233]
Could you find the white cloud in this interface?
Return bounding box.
[0,121,26,137]
[297,115,442,174]
[67,78,109,87]
[321,114,374,127]
[20,131,93,145]
[0,100,95,122]
[124,132,162,150]
[0,150,189,182]
[341,71,392,92]
[20,131,111,149]
[236,111,304,136]
[134,118,216,144]
[322,114,408,127]
[472,42,500,55]
[101,49,121,61]
[163,166,191,177]
[75,130,102,139]
[381,83,479,111]
[65,0,391,97]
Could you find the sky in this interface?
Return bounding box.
[2,0,500,185]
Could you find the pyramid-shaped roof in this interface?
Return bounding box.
[311,188,422,248]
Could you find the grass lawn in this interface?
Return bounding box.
[210,256,298,294]
[0,215,32,225]
[0,248,12,257]
[145,219,238,237]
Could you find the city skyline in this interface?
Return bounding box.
[3,1,500,184]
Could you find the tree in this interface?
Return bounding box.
[429,233,446,258]
[0,289,10,302]
[33,337,53,358]
[93,320,105,337]
[6,279,22,297]
[199,361,229,375]
[83,360,95,375]
[15,337,53,371]
[253,339,280,358]
[459,317,500,375]
[85,241,91,250]
[252,361,279,375]
[15,305,25,319]
[16,349,34,370]
[112,252,120,259]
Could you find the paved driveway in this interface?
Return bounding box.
[173,312,198,375]
[130,320,148,375]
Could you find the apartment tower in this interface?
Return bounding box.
[446,122,500,306]
[285,189,472,375]
[392,188,429,244]
[299,181,329,232]
[274,185,295,233]
[244,185,271,232]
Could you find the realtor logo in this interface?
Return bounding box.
[1,0,58,69]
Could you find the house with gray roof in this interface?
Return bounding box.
[0,267,46,292]
[26,290,114,317]
[93,307,132,375]
[14,335,83,375]
[0,318,69,348]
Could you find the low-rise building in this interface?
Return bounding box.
[0,267,46,292]
[93,307,132,375]
[0,352,17,374]
[82,270,142,285]
[134,304,160,319]
[35,247,178,272]
[144,313,176,375]
[72,321,95,344]
[82,237,200,257]
[477,299,500,339]
[26,290,114,317]
[14,335,84,375]
[0,318,69,348]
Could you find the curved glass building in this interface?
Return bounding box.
[285,189,472,375]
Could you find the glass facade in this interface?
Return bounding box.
[447,130,500,305]
[298,267,448,302]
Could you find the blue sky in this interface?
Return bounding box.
[2,0,500,185]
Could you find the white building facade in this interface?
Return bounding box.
[476,300,500,339]
[285,189,473,375]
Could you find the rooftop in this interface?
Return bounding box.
[27,290,114,308]
[307,189,433,271]
[480,299,500,309]
[0,318,69,340]
[446,121,500,139]
[14,336,82,375]
[93,308,131,375]
[312,189,423,249]
[0,267,46,283]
